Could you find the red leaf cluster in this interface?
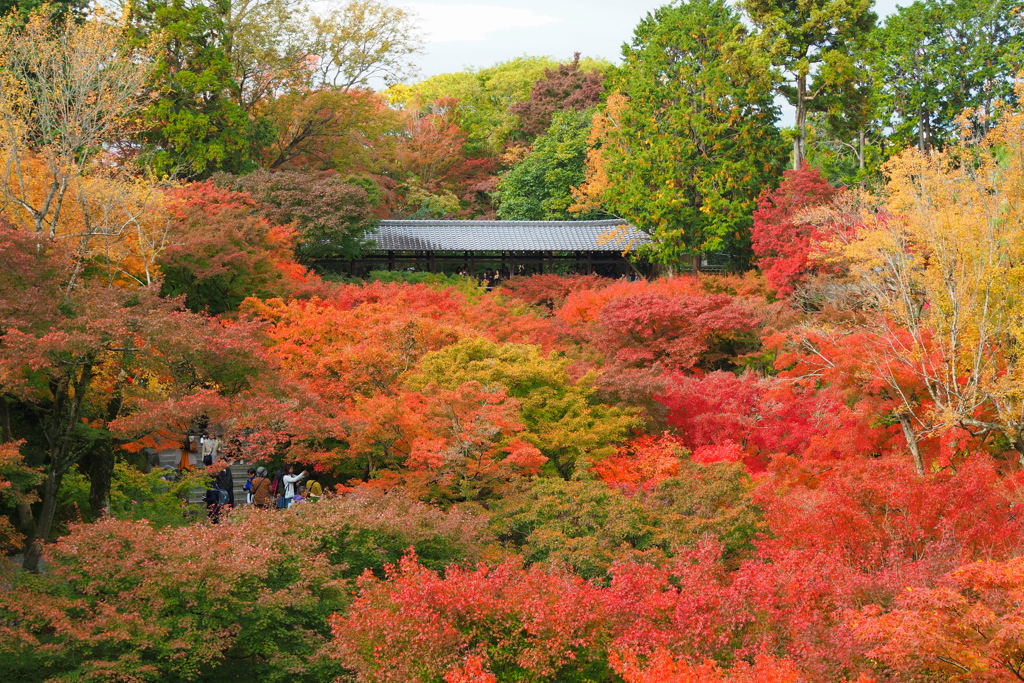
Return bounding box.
[751,164,840,295]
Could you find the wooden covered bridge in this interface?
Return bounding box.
[319,219,654,278]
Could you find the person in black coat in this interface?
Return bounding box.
[204,475,226,523]
[273,467,286,503]
[214,465,235,506]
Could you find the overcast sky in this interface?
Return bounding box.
[402,0,906,79]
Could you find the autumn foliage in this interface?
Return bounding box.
[4,256,1024,681]
[751,164,840,295]
[8,89,1024,683]
[7,3,1024,682]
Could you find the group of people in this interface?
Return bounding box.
[178,432,221,470]
[451,267,521,288]
[203,464,323,522]
[244,464,322,510]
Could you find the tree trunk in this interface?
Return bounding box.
[898,414,925,476]
[22,468,63,573]
[87,446,114,519]
[1010,429,1024,470]
[858,129,866,171]
[0,396,9,443]
[794,74,807,170]
[24,360,94,572]
[0,399,32,541]
[87,389,126,519]
[16,502,35,541]
[691,253,701,274]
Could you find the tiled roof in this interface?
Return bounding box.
[367,219,650,252]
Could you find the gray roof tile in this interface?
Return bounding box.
[368,219,650,252]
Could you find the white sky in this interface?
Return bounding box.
[402,0,906,79]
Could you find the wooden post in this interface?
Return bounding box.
[388,250,395,271]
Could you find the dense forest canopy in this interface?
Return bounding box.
[2,0,1024,681]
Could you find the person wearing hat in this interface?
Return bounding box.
[250,467,273,509]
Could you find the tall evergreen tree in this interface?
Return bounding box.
[127,0,269,177]
[873,0,1024,152]
[578,0,786,270]
[497,110,599,221]
[743,0,876,169]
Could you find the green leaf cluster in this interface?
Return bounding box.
[386,55,611,155]
[129,0,269,177]
[406,338,638,479]
[496,109,602,221]
[490,460,764,580]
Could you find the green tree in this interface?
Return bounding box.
[496,109,601,221]
[406,338,637,480]
[641,461,764,565]
[872,0,1024,153]
[306,0,423,91]
[220,0,310,113]
[127,0,423,178]
[0,0,84,20]
[490,478,666,580]
[793,73,882,187]
[586,0,786,269]
[386,55,611,156]
[804,31,882,183]
[490,460,763,580]
[743,0,876,169]
[128,0,268,177]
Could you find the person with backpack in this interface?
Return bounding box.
[204,480,229,523]
[306,472,323,499]
[250,467,272,509]
[201,432,220,467]
[214,465,235,507]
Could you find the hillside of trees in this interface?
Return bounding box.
[2,0,1024,681]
